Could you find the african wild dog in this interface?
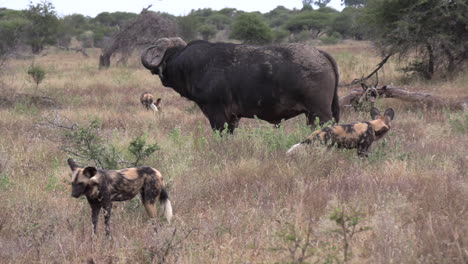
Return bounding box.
[287,107,395,157]
[140,92,161,112]
[67,158,172,237]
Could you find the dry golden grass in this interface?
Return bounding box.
[0,42,467,263]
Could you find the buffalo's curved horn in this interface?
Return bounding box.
[141,37,187,70]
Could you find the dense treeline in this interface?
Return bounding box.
[1,0,467,78]
[0,1,365,52]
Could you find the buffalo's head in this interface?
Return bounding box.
[141,37,187,76]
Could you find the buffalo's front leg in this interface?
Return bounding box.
[227,114,240,134]
[200,105,231,133]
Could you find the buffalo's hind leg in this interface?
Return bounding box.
[206,110,235,134]
[306,110,333,129]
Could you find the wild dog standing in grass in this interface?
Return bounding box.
[140,92,161,112]
[67,158,172,237]
[287,107,395,157]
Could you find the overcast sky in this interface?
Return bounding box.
[1,0,344,17]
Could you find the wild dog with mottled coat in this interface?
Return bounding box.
[287,107,395,157]
[67,158,172,237]
[140,92,161,112]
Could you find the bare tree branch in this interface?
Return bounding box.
[339,54,393,87]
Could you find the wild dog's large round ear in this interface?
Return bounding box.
[384,108,395,121]
[67,158,78,171]
[370,107,381,120]
[83,167,97,178]
[155,98,162,107]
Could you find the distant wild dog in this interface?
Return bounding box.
[287,107,395,157]
[140,92,161,112]
[67,158,172,237]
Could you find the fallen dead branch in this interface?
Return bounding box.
[340,85,468,111]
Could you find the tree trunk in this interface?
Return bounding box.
[31,43,43,54]
[99,53,111,69]
[442,45,455,75]
[426,43,434,79]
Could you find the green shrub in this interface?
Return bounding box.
[230,13,273,44]
[320,32,341,45]
[27,63,46,93]
[448,112,468,134]
[60,119,159,169]
[128,135,160,167]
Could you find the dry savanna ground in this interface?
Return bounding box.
[0,41,467,263]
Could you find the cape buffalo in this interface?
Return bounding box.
[141,38,339,133]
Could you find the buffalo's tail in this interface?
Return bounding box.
[319,50,340,123]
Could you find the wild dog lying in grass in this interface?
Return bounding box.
[140,92,161,112]
[67,158,172,237]
[287,107,395,157]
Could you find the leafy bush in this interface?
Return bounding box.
[27,63,46,93]
[272,28,289,43]
[60,119,159,169]
[128,135,160,167]
[320,32,341,45]
[448,112,468,134]
[230,13,273,44]
[198,24,216,41]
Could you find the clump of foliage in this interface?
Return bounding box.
[198,24,216,40]
[285,8,337,39]
[230,13,273,44]
[59,119,159,169]
[271,221,338,264]
[24,0,60,54]
[27,62,46,93]
[448,112,468,134]
[0,9,27,68]
[329,207,371,263]
[364,0,468,79]
[128,135,160,167]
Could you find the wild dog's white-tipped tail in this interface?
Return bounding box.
[286,143,303,155]
[150,103,159,112]
[162,199,173,223]
[159,188,172,223]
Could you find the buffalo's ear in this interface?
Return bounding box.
[67,158,78,171]
[361,83,368,91]
[83,167,97,178]
[370,107,381,120]
[384,108,395,121]
[141,37,187,71]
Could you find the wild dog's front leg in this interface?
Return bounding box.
[88,200,101,235]
[357,142,371,157]
[103,202,112,238]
